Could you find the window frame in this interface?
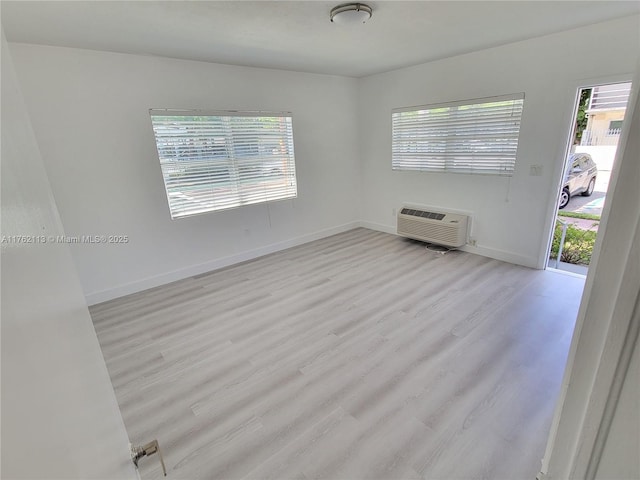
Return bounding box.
[149,109,297,219]
[608,120,623,134]
[391,93,525,176]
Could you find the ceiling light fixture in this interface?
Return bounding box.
[330,3,373,24]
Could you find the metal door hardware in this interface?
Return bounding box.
[131,439,167,476]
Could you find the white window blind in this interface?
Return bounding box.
[150,110,297,219]
[392,93,524,176]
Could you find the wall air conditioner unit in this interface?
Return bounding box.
[397,207,469,248]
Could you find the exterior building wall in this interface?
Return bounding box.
[583,110,626,146]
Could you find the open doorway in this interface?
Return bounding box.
[547,81,632,274]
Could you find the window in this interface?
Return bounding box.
[150,110,297,219]
[392,93,524,176]
[608,120,623,134]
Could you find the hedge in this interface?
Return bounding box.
[550,221,598,265]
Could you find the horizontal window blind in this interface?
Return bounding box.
[150,110,297,218]
[392,93,524,176]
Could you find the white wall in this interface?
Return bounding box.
[358,15,639,268]
[597,338,640,480]
[1,32,136,479]
[9,44,360,304]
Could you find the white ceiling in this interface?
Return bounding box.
[2,1,639,77]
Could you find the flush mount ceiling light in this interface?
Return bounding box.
[330,3,373,24]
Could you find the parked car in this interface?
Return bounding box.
[558,153,597,209]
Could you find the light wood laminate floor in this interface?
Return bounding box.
[91,228,585,480]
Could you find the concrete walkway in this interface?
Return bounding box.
[558,216,600,232]
[548,261,589,276]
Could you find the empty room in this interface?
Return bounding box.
[2,2,639,480]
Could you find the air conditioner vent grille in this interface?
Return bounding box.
[400,208,445,221]
[397,207,469,248]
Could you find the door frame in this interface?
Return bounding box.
[538,73,634,271]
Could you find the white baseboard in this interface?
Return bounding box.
[464,244,538,269]
[358,220,396,235]
[86,221,360,305]
[360,221,539,269]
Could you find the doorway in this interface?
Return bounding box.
[547,81,632,274]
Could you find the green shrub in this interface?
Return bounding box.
[550,221,598,265]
